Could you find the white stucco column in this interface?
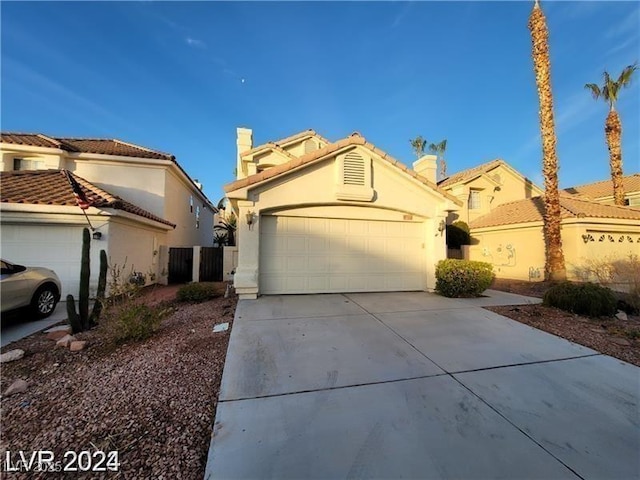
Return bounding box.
[192,246,201,282]
[426,214,448,291]
[234,200,260,299]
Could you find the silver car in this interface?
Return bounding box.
[1,259,61,318]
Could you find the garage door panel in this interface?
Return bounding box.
[260,216,426,294]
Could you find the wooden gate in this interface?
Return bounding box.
[200,247,223,282]
[168,247,193,284]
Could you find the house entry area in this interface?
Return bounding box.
[259,216,426,294]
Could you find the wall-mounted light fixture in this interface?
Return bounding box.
[92,231,102,240]
[246,211,255,229]
[438,219,446,236]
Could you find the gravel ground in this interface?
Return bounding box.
[488,279,640,367]
[1,289,236,479]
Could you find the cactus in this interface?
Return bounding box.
[89,250,108,325]
[67,228,109,333]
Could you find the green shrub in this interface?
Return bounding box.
[446,221,471,249]
[177,282,220,303]
[435,259,494,297]
[543,282,617,317]
[103,304,163,344]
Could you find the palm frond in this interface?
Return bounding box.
[618,63,638,87]
[584,83,601,100]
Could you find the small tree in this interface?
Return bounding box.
[215,213,237,246]
[429,139,448,179]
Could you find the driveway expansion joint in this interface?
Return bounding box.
[219,371,450,403]
[448,353,603,375]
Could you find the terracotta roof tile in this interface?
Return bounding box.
[1,133,174,160]
[469,194,640,229]
[437,159,505,188]
[0,170,176,227]
[225,133,462,206]
[564,174,640,199]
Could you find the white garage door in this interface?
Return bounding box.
[1,224,84,298]
[260,216,426,294]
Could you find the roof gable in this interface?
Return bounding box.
[240,129,330,158]
[0,170,176,227]
[225,133,462,206]
[438,159,542,196]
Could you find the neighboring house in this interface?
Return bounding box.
[0,170,175,297]
[438,159,543,225]
[0,133,218,294]
[0,133,216,248]
[225,128,462,299]
[564,174,640,207]
[467,194,640,281]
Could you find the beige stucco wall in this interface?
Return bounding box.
[106,219,167,289]
[469,219,640,282]
[164,170,214,246]
[445,164,541,225]
[228,147,455,298]
[71,159,166,217]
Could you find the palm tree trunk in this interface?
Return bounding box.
[528,1,566,281]
[605,110,625,205]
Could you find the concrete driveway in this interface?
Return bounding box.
[205,290,640,479]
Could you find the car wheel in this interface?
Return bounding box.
[31,285,59,318]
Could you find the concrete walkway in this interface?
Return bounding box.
[205,290,639,479]
[1,301,68,348]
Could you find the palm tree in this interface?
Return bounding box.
[528,0,566,281]
[215,213,237,246]
[429,139,448,179]
[584,63,638,206]
[409,136,427,159]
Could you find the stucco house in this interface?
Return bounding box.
[225,128,461,299]
[0,133,217,295]
[437,159,543,225]
[466,192,640,282]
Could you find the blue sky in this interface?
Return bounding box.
[2,1,639,204]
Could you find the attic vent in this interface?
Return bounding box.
[304,139,316,153]
[343,152,366,186]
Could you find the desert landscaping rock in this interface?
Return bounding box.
[3,379,29,397]
[615,310,629,321]
[610,337,631,346]
[69,341,87,352]
[0,349,25,363]
[55,334,76,348]
[44,325,72,334]
[1,285,236,480]
[46,330,71,341]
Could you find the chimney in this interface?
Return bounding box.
[236,127,253,179]
[413,154,438,184]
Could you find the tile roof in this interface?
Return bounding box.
[437,159,505,188]
[225,133,463,206]
[469,194,640,229]
[0,170,176,227]
[564,174,640,199]
[240,129,331,157]
[1,133,174,160]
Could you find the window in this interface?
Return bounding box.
[13,158,44,170]
[468,190,481,210]
[190,195,194,213]
[196,206,200,229]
